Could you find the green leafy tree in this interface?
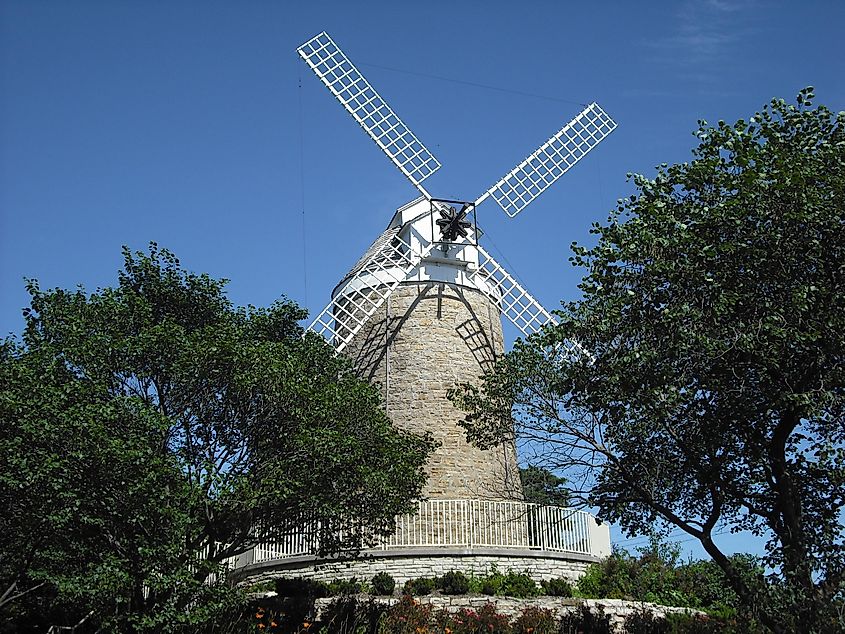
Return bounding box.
[518,466,570,507]
[0,244,435,631]
[452,90,845,633]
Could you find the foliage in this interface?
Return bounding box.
[326,578,366,596]
[624,608,671,634]
[575,538,749,614]
[477,567,539,598]
[379,595,433,633]
[511,606,557,634]
[0,244,435,631]
[322,595,386,634]
[539,577,572,597]
[663,611,767,634]
[370,572,396,596]
[558,604,611,634]
[451,90,845,633]
[273,576,331,630]
[435,570,470,595]
[447,604,512,634]
[275,578,330,600]
[402,577,435,596]
[518,466,570,507]
[252,604,285,634]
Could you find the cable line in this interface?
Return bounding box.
[360,61,588,107]
[297,64,309,309]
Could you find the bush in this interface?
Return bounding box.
[326,577,364,596]
[539,577,572,597]
[275,577,329,599]
[402,577,435,596]
[380,595,433,633]
[576,541,753,613]
[499,571,539,598]
[475,567,538,597]
[322,595,388,634]
[624,608,670,634]
[436,570,470,595]
[577,553,636,600]
[448,604,512,634]
[273,577,329,630]
[371,572,396,596]
[558,604,611,634]
[512,606,557,634]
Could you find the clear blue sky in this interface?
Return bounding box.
[1,0,842,559]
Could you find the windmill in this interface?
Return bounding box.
[298,32,616,502]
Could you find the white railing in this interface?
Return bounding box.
[233,500,610,568]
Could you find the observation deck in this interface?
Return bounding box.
[230,499,610,585]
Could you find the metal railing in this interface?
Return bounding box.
[233,499,609,568]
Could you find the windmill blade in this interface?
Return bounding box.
[469,244,557,337]
[298,32,441,198]
[476,102,617,218]
[467,246,583,359]
[308,229,434,352]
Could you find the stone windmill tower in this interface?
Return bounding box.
[298,32,616,503]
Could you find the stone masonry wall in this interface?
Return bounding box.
[341,282,521,501]
[312,596,701,632]
[239,550,595,588]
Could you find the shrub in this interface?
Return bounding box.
[371,572,396,596]
[273,577,329,630]
[402,577,435,596]
[380,595,433,633]
[664,612,733,633]
[539,576,572,597]
[322,596,362,633]
[449,604,512,634]
[326,577,364,596]
[624,608,670,634]
[480,572,502,596]
[512,605,556,634]
[499,571,539,598]
[559,604,611,634]
[246,579,276,594]
[476,568,538,597]
[322,595,388,634]
[436,570,470,595]
[577,553,636,600]
[275,577,329,599]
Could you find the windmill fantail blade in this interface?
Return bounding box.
[297,32,441,198]
[476,102,617,218]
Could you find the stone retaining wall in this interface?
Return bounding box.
[237,548,598,587]
[313,595,700,632]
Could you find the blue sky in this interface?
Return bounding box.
[1,1,842,559]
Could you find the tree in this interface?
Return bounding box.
[0,244,435,631]
[519,466,570,508]
[452,89,845,633]
[1,341,193,631]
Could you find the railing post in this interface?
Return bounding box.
[467,499,474,548]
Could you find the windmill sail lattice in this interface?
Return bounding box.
[307,229,434,352]
[470,245,557,338]
[476,102,617,217]
[297,32,441,196]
